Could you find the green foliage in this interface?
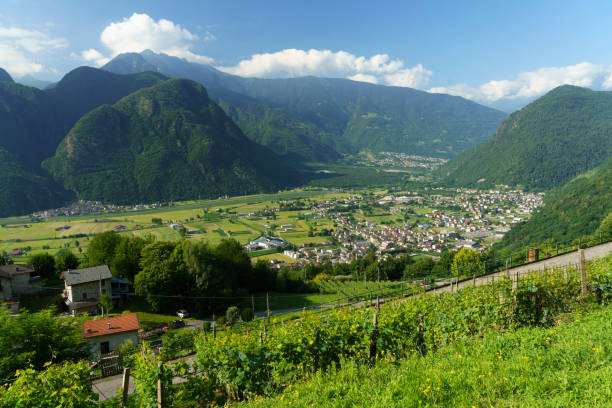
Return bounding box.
[193,257,610,402]
[0,361,97,408]
[0,309,89,379]
[99,293,113,314]
[237,303,612,408]
[444,85,612,190]
[451,247,482,277]
[86,231,121,266]
[43,78,302,205]
[226,306,241,325]
[241,307,254,322]
[28,252,56,281]
[497,157,612,253]
[54,249,80,273]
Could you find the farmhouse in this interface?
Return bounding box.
[245,236,290,252]
[62,265,112,315]
[0,264,40,300]
[82,313,140,357]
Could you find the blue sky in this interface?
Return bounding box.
[2,0,612,109]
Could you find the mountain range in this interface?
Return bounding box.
[441,85,612,190]
[102,51,506,161]
[43,78,301,204]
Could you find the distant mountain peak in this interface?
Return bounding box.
[0,67,14,83]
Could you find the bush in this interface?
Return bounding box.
[226,306,241,325]
[313,273,332,283]
[241,307,254,322]
[216,316,227,326]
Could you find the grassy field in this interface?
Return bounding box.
[239,303,612,407]
[0,189,357,259]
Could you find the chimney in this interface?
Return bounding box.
[107,323,111,330]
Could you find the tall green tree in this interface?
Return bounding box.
[55,249,80,274]
[111,236,148,282]
[28,253,56,281]
[86,231,121,266]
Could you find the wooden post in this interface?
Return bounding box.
[563,266,568,284]
[157,361,163,408]
[579,249,587,296]
[376,295,380,311]
[119,368,130,407]
[472,274,476,287]
[417,313,425,356]
[512,271,518,292]
[213,324,217,341]
[505,259,510,278]
[369,313,378,361]
[313,327,321,372]
[251,295,255,316]
[266,292,270,320]
[262,321,267,338]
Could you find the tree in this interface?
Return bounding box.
[0,309,89,379]
[28,253,56,281]
[111,236,147,282]
[55,249,79,274]
[99,293,113,315]
[451,247,483,277]
[86,231,121,266]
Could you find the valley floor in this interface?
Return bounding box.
[237,303,612,408]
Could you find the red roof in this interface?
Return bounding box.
[82,313,140,339]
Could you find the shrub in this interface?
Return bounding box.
[241,307,254,322]
[226,306,241,325]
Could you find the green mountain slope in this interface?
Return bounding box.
[16,75,53,89]
[0,68,13,82]
[497,156,612,253]
[43,79,301,204]
[103,52,506,159]
[0,148,72,217]
[442,85,612,190]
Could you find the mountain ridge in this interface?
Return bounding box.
[441,85,612,190]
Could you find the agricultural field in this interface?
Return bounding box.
[0,189,354,259]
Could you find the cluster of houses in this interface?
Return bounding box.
[1,262,136,357]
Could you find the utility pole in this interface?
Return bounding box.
[99,271,103,317]
[377,265,380,283]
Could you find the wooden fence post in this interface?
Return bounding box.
[369,313,378,361]
[417,313,425,356]
[505,259,510,278]
[579,249,587,296]
[512,271,519,292]
[213,324,216,341]
[119,368,130,408]
[472,274,476,287]
[266,292,270,320]
[313,327,321,372]
[563,266,568,284]
[157,361,163,408]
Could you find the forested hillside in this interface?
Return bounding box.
[497,156,612,253]
[442,85,612,190]
[103,51,506,160]
[44,79,301,204]
[0,68,13,82]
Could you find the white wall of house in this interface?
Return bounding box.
[87,331,139,357]
[66,279,111,303]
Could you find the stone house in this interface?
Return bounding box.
[82,313,140,357]
[62,265,112,315]
[0,264,39,300]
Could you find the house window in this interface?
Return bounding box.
[82,292,87,300]
[100,341,110,354]
[102,288,106,295]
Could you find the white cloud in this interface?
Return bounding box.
[347,73,379,84]
[429,62,612,102]
[96,13,213,64]
[0,25,67,76]
[217,48,431,88]
[385,64,433,88]
[71,48,110,67]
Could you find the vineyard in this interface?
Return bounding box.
[315,279,407,301]
[2,255,611,407]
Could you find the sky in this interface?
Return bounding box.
[2,0,612,110]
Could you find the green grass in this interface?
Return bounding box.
[239,304,612,407]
